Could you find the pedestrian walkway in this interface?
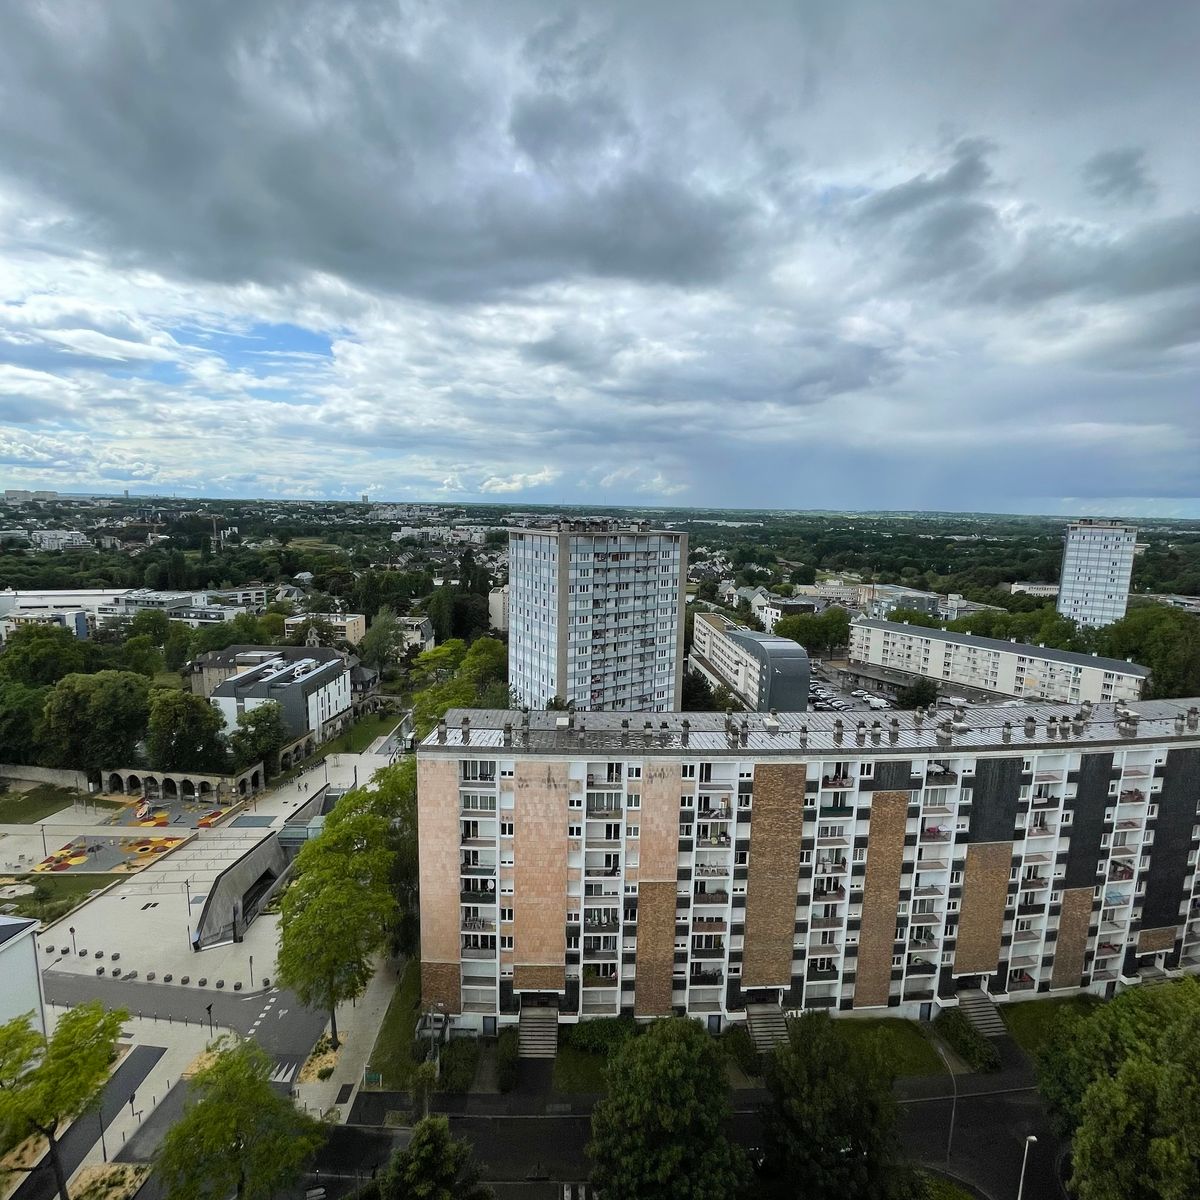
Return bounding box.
[294,955,400,1120]
[957,989,1008,1037]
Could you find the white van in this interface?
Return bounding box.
[867,697,891,710]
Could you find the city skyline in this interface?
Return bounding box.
[1,2,1198,514]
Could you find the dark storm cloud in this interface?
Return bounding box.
[1083,148,1157,205]
[855,138,994,225]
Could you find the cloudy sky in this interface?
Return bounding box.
[1,1,1198,514]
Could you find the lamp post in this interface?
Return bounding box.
[205,1003,214,1037]
[1017,1134,1037,1200]
[98,1095,107,1163]
[68,926,77,954]
[249,955,254,988]
[936,1043,957,1168]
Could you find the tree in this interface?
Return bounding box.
[380,1115,491,1200]
[127,608,170,645]
[146,690,227,772]
[229,701,289,774]
[681,669,716,711]
[360,605,401,670]
[162,622,195,671]
[589,1018,743,1200]
[885,608,943,629]
[276,804,396,1047]
[712,683,743,712]
[0,680,48,765]
[426,586,455,643]
[120,634,163,677]
[757,1013,917,1200]
[39,671,151,771]
[0,1002,128,1200]
[0,625,87,687]
[893,677,939,710]
[155,1036,324,1200]
[1097,605,1200,699]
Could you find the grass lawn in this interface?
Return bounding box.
[0,784,82,824]
[1001,995,1100,1058]
[151,671,184,690]
[319,713,401,758]
[367,961,421,1090]
[833,1017,946,1077]
[1,873,107,924]
[552,1045,609,1094]
[921,1173,975,1200]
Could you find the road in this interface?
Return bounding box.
[42,970,327,1085]
[11,1045,165,1200]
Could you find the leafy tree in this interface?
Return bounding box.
[757,1013,917,1200]
[681,668,716,711]
[0,1001,128,1200]
[589,1017,744,1200]
[0,680,48,765]
[712,683,743,712]
[1097,605,1200,699]
[426,586,455,643]
[162,621,196,671]
[360,605,401,670]
[39,671,151,771]
[413,639,468,684]
[893,677,940,710]
[146,690,227,772]
[156,1036,324,1200]
[885,608,943,629]
[276,804,396,1046]
[229,701,290,774]
[0,625,87,687]
[381,1115,491,1200]
[120,634,164,677]
[127,608,171,645]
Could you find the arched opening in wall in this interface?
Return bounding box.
[181,779,196,799]
[143,776,159,798]
[162,778,178,799]
[108,774,124,794]
[199,780,213,798]
[251,770,262,792]
[237,779,248,796]
[280,751,292,771]
[127,774,141,793]
[304,738,315,757]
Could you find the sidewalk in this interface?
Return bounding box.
[294,956,400,1121]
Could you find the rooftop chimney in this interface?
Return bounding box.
[502,721,512,747]
[1002,720,1013,743]
[681,719,690,747]
[833,719,844,744]
[1024,715,1036,738]
[871,720,882,744]
[620,718,629,748]
[643,720,653,746]
[1188,707,1199,731]
[936,719,952,744]
[855,721,867,745]
[889,718,900,743]
[436,718,447,744]
[740,718,749,747]
[461,715,470,744]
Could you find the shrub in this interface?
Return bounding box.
[316,1065,334,1081]
[561,1016,640,1057]
[934,1008,1001,1072]
[438,1037,480,1094]
[411,1036,433,1065]
[720,1023,762,1076]
[497,1027,520,1093]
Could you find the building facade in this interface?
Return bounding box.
[849,618,1147,704]
[208,650,351,740]
[417,703,1200,1034]
[488,584,510,633]
[507,521,687,712]
[1057,519,1137,628]
[689,613,809,712]
[0,916,47,1035]
[1010,582,1060,599]
[283,612,367,645]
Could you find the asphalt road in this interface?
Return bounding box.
[12,1045,165,1200]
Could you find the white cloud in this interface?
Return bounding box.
[479,467,561,494]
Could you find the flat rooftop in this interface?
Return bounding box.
[420,700,1200,758]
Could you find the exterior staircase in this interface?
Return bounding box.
[518,1007,559,1059]
[956,989,1007,1037]
[745,1003,789,1054]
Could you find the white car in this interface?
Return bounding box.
[850,690,869,699]
[867,698,891,710]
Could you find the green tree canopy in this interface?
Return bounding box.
[589,1017,744,1200]
[0,625,87,687]
[119,633,163,677]
[0,679,49,766]
[146,689,227,772]
[893,677,940,710]
[359,604,401,670]
[39,671,151,771]
[0,1001,128,1200]
[229,701,290,774]
[127,608,171,645]
[380,1115,491,1200]
[155,1036,324,1200]
[681,668,716,711]
[757,1013,918,1200]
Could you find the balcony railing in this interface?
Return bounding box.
[689,970,723,986]
[460,889,497,905]
[821,775,853,789]
[460,863,497,877]
[695,863,730,878]
[691,945,726,960]
[583,919,619,933]
[693,889,729,905]
[692,917,727,933]
[920,826,952,843]
[461,945,496,960]
[927,767,958,785]
[813,885,846,901]
[582,946,619,961]
[461,917,495,933]
[582,973,619,988]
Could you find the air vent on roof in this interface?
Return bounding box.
[763,715,780,734]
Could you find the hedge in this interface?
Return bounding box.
[438,1038,481,1093]
[497,1027,520,1093]
[720,1023,762,1076]
[560,1015,641,1057]
[934,1008,1001,1072]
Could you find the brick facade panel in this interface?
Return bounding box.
[513,964,566,992]
[639,759,681,883]
[854,790,909,1008]
[954,842,1012,976]
[421,961,461,1014]
[634,880,676,1016]
[1137,926,1178,954]
[417,757,463,968]
[1050,886,1093,989]
[514,761,568,981]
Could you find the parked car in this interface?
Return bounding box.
[850,689,869,698]
[867,698,891,710]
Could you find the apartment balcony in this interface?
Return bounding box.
[921,799,955,817]
[1012,929,1041,944]
[1008,975,1037,992]
[910,909,941,925]
[1033,769,1065,783]
[693,889,729,905]
[903,986,935,1001]
[814,857,848,877]
[583,918,619,934]
[821,775,854,789]
[1030,793,1059,808]
[1026,824,1056,839]
[1119,788,1146,803]
[691,945,726,960]
[584,858,622,878]
[906,958,937,976]
[813,885,847,902]
[462,1000,497,1014]
[461,916,496,933]
[919,825,952,843]
[817,832,851,849]
[460,862,497,878]
[1095,942,1121,958]
[586,803,623,818]
[459,798,497,814]
[582,946,619,961]
[909,936,938,951]
[460,889,497,905]
[1109,844,1136,859]
[695,863,731,879]
[1108,863,1135,883]
[582,972,619,989]
[1122,765,1151,779]
[807,966,840,982]
[460,835,495,848]
[696,806,732,821]
[913,884,944,899]
[461,945,497,960]
[584,883,621,899]
[695,833,732,848]
[1104,889,1132,907]
[692,916,727,934]
[916,855,949,871]
[1022,876,1051,891]
[1093,968,1119,982]
[927,766,958,785]
[689,970,724,987]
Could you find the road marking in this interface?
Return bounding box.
[269,1057,300,1084]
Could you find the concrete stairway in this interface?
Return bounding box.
[518,1007,559,1058]
[957,989,1007,1037]
[745,1003,789,1053]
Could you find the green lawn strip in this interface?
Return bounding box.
[151,672,184,690]
[1000,995,1100,1058]
[833,1017,947,1077]
[0,873,107,924]
[921,1172,976,1200]
[0,784,83,823]
[367,961,422,1090]
[552,1045,609,1094]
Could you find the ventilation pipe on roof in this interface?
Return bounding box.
[1023,715,1036,738]
[855,721,867,745]
[889,718,900,743]
[1002,720,1013,743]
[642,720,653,746]
[1081,700,1095,720]
[502,721,512,747]
[725,707,734,733]
[1188,707,1199,731]
[1073,712,1086,736]
[461,716,470,744]
[740,719,749,747]
[620,718,629,748]
[913,708,925,731]
[936,719,953,745]
[1174,713,1185,735]
[1046,716,1058,739]
[871,720,882,744]
[954,705,966,723]
[681,719,690,747]
[659,721,670,747]
[833,719,844,744]
[799,724,809,745]
[436,718,447,744]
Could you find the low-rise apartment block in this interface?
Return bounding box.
[1010,582,1060,599]
[417,702,1200,1034]
[849,618,1147,705]
[0,609,89,643]
[283,612,367,645]
[689,613,809,712]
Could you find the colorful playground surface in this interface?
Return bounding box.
[106,796,232,830]
[32,833,187,874]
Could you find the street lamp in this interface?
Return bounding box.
[935,1043,957,1168]
[68,926,77,954]
[249,955,254,988]
[206,1003,214,1037]
[1017,1134,1037,1200]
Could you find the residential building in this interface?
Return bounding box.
[689,613,809,711]
[188,643,345,697]
[0,587,130,620]
[209,650,352,741]
[283,612,367,645]
[489,584,510,633]
[0,916,46,1036]
[758,596,818,632]
[860,584,941,620]
[29,530,92,551]
[399,615,436,654]
[0,610,89,644]
[1010,582,1060,599]
[849,618,1147,704]
[507,520,687,712]
[417,701,1200,1034]
[938,593,1006,621]
[1057,520,1137,628]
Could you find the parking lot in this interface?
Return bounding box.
[807,670,892,715]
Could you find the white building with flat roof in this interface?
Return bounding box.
[1057,520,1137,628]
[488,585,510,633]
[1010,582,1060,598]
[507,521,687,712]
[849,617,1147,704]
[0,916,46,1036]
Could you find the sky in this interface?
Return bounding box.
[0,1,1198,516]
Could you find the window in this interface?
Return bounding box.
[500,907,513,922]
[627,793,640,809]
[859,762,874,778]
[682,764,697,779]
[628,765,642,780]
[500,821,514,837]
[568,824,581,838]
[500,936,513,949]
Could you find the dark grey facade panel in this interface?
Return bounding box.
[1141,747,1200,930]
[1063,752,1113,889]
[968,757,1023,843]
